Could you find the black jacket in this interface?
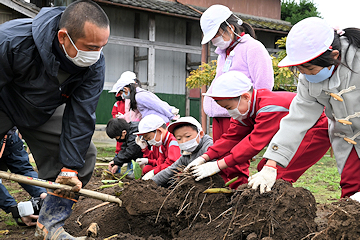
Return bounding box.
[0,7,105,169]
[113,122,143,166]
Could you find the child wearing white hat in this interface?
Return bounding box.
[250,17,360,201]
[200,4,274,145]
[186,70,330,190]
[134,114,181,180]
[151,116,214,186]
[109,71,142,158]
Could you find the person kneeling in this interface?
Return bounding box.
[151,117,213,186]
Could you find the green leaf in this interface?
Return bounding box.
[132,160,142,179]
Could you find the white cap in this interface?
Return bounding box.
[278,17,334,67]
[133,114,166,135]
[108,71,136,93]
[167,116,202,134]
[200,5,232,44]
[203,71,252,99]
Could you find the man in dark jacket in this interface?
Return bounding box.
[106,118,143,175]
[0,0,110,239]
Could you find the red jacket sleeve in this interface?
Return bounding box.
[206,118,252,160]
[111,102,118,118]
[142,147,158,166]
[223,111,289,167]
[152,140,181,174]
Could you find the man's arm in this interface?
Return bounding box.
[59,56,105,170]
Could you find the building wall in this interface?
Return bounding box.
[165,0,281,19]
[98,6,203,123]
[0,5,25,24]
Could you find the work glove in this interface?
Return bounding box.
[184,156,206,172]
[191,161,220,181]
[142,170,155,180]
[115,112,124,118]
[136,158,148,166]
[54,167,82,199]
[248,165,277,194]
[350,192,360,203]
[108,160,119,174]
[135,136,147,150]
[171,107,179,115]
[172,114,180,121]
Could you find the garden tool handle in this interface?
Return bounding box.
[0,170,122,206]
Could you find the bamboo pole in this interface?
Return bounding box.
[0,170,122,206]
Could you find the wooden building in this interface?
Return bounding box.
[2,0,292,125]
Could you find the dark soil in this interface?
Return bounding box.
[2,168,360,240]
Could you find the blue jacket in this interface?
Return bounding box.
[0,7,105,169]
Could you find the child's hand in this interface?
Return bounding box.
[142,170,154,180]
[108,161,119,174]
[115,112,123,118]
[184,156,206,172]
[136,158,148,166]
[135,136,147,150]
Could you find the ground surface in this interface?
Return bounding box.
[1,168,360,240]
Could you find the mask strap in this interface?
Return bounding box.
[64,31,79,52]
[225,20,243,39]
[233,14,243,26]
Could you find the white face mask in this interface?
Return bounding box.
[178,132,200,153]
[62,31,102,67]
[211,35,231,50]
[227,96,251,121]
[147,130,162,147]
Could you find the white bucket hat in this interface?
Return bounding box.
[167,116,202,134]
[203,71,252,99]
[108,71,136,93]
[200,4,232,44]
[133,114,166,135]
[278,17,334,67]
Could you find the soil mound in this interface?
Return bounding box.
[64,169,320,240]
[312,199,360,240]
[177,179,318,240]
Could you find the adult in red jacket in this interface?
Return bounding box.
[188,71,330,189]
[134,114,181,180]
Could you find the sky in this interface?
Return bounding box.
[294,0,360,29]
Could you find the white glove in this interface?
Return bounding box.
[184,156,206,172]
[171,107,179,115]
[142,170,155,180]
[350,192,360,203]
[135,136,147,150]
[172,114,180,121]
[115,112,123,118]
[136,158,148,166]
[191,161,220,181]
[248,166,277,194]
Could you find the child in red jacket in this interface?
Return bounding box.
[187,71,330,189]
[134,114,181,180]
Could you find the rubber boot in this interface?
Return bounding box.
[35,193,87,240]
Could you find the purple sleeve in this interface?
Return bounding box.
[246,42,274,90]
[136,91,174,120]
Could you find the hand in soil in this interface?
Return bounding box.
[108,160,119,174]
[184,156,206,172]
[191,161,220,181]
[248,165,277,194]
[142,169,154,180]
[20,214,39,227]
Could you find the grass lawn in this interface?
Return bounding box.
[249,148,341,204]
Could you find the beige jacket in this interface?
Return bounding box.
[264,37,360,174]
